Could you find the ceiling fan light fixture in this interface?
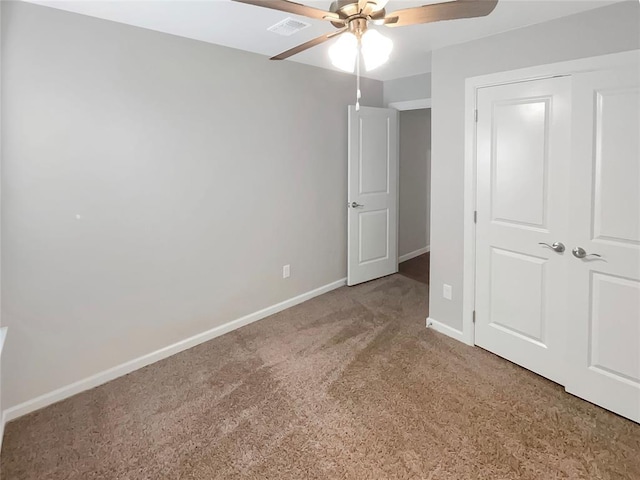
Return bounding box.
[235,0,500,65]
[361,29,393,71]
[329,32,358,72]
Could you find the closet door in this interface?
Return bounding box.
[475,77,572,385]
[565,65,640,423]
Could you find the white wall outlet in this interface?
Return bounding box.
[282,264,290,279]
[443,284,452,300]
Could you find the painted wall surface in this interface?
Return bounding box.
[398,109,430,258]
[429,1,640,331]
[1,1,382,409]
[384,73,431,105]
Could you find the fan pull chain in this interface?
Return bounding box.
[355,40,361,111]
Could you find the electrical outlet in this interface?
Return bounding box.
[443,284,452,300]
[282,264,290,279]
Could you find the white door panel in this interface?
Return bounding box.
[475,77,571,385]
[492,99,550,227]
[359,115,391,195]
[348,106,398,286]
[566,66,640,422]
[488,248,548,345]
[593,87,640,244]
[359,210,389,263]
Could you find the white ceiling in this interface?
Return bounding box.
[27,0,618,81]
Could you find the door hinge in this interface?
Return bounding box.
[474,109,478,122]
[473,311,476,323]
[474,210,477,224]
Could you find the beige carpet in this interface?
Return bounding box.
[2,275,639,479]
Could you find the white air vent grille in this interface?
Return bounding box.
[268,17,311,36]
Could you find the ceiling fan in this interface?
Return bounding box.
[233,0,499,71]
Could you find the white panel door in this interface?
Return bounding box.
[347,106,398,286]
[565,65,640,422]
[475,77,571,385]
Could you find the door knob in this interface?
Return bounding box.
[538,242,565,253]
[572,247,601,259]
[349,202,364,208]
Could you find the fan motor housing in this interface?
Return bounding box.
[329,0,386,28]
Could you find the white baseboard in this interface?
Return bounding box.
[0,413,5,454]
[3,278,347,423]
[399,246,430,264]
[0,327,7,453]
[0,327,7,358]
[426,317,471,345]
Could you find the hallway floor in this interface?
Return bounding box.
[399,252,430,285]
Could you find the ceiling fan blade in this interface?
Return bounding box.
[372,16,398,26]
[232,0,340,22]
[358,0,388,15]
[271,28,347,61]
[386,0,498,28]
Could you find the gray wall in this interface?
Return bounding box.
[429,1,640,331]
[1,1,382,409]
[398,109,430,258]
[384,73,431,105]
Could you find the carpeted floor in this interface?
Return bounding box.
[2,274,639,479]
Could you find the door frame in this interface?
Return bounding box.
[389,97,432,268]
[388,98,432,111]
[460,49,639,347]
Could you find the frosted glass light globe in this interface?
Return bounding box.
[329,32,358,73]
[361,29,393,71]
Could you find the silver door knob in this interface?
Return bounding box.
[572,247,601,259]
[538,242,565,253]
[349,202,364,208]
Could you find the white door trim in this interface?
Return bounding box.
[388,98,432,111]
[462,49,640,347]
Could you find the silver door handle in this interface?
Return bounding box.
[349,202,364,208]
[538,242,565,253]
[572,247,601,259]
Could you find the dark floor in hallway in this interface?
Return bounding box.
[399,252,429,285]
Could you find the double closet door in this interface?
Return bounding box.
[475,63,640,423]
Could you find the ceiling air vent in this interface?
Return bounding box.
[267,17,311,36]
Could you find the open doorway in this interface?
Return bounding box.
[397,107,431,286]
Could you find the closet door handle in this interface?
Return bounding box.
[572,247,601,259]
[538,242,565,253]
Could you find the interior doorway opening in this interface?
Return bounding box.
[397,107,431,288]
